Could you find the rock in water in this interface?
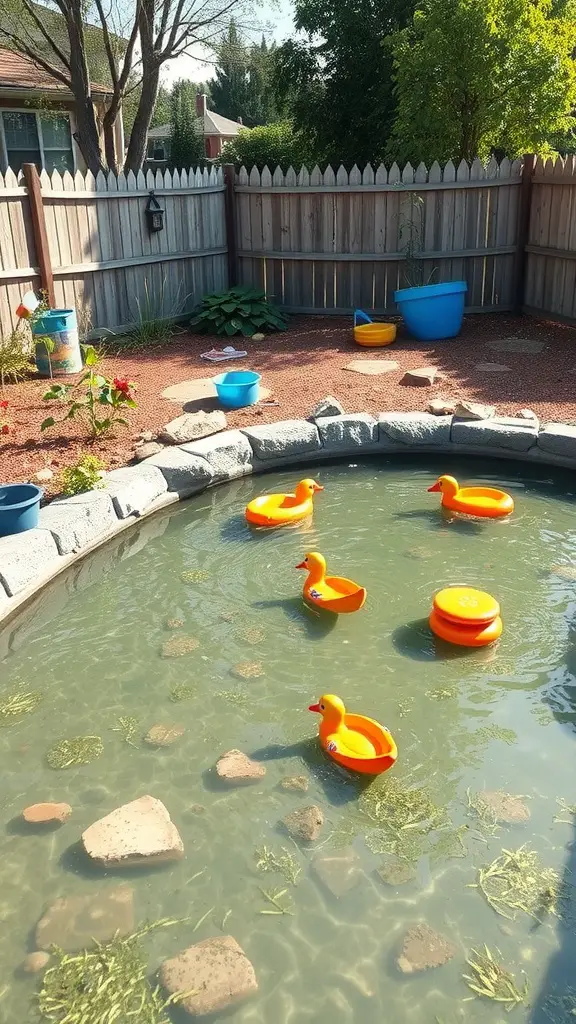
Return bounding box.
[454,400,496,420]
[22,802,72,824]
[282,805,324,842]
[160,936,257,1016]
[377,859,417,887]
[311,396,345,418]
[21,951,51,974]
[144,724,185,747]
[280,775,309,792]
[81,795,184,867]
[312,848,361,896]
[476,790,530,824]
[160,410,227,445]
[397,924,456,974]
[35,887,134,952]
[216,749,266,784]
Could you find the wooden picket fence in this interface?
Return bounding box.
[0,165,226,335]
[234,157,523,314]
[2,153,576,333]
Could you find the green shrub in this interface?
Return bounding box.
[0,323,32,386]
[220,120,309,171]
[60,454,105,496]
[190,287,287,337]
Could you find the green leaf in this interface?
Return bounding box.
[40,417,55,430]
[221,302,238,313]
[239,321,255,336]
[115,417,129,427]
[82,344,99,366]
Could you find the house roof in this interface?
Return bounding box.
[147,109,241,140]
[0,48,110,96]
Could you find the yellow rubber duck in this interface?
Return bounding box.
[245,478,323,527]
[428,475,514,518]
[296,552,367,613]
[308,694,397,775]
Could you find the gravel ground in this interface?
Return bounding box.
[1,312,576,489]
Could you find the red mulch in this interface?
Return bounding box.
[2,312,576,490]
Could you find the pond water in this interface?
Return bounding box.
[1,455,576,1023]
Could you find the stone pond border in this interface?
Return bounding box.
[1,410,576,626]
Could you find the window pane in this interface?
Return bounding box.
[44,149,74,174]
[40,115,71,149]
[3,111,39,149]
[6,148,41,172]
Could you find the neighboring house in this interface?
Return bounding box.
[0,48,123,175]
[145,92,241,168]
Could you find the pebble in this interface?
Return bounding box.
[22,802,72,824]
[34,468,54,484]
[134,441,164,461]
[427,398,455,415]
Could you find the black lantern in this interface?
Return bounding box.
[145,190,164,232]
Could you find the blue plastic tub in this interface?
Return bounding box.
[32,308,82,376]
[394,281,467,341]
[213,370,261,408]
[0,483,42,537]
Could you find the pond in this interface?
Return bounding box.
[1,454,576,1023]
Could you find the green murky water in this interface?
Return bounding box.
[2,455,576,1023]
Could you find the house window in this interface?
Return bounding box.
[147,137,170,161]
[1,111,74,174]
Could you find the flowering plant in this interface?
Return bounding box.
[0,398,10,436]
[41,345,136,438]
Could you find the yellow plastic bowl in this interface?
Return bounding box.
[353,322,397,347]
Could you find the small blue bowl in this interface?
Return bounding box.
[0,483,42,537]
[213,370,261,409]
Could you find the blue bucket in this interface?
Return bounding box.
[32,308,82,377]
[0,483,42,537]
[213,370,261,409]
[394,281,467,341]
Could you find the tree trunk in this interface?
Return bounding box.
[65,6,106,175]
[124,66,160,174]
[73,94,106,175]
[103,119,118,174]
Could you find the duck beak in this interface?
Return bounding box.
[427,481,441,492]
[308,703,321,713]
[295,561,307,569]
[313,483,324,492]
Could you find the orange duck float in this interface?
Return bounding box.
[428,475,514,518]
[296,552,367,613]
[245,478,323,528]
[309,694,397,775]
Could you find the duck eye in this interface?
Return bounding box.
[320,703,325,711]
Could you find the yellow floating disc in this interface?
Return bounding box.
[433,586,500,625]
[429,610,502,647]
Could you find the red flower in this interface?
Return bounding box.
[0,400,8,411]
[1,424,9,435]
[113,377,131,397]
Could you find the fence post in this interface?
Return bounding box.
[514,153,534,314]
[22,162,55,307]
[223,163,238,287]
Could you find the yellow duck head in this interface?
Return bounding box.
[428,474,459,498]
[295,551,326,580]
[294,478,324,501]
[308,693,346,725]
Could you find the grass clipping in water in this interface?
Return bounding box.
[46,736,104,769]
[255,845,301,885]
[359,776,449,862]
[38,921,190,1024]
[472,845,561,921]
[464,945,528,1011]
[0,688,42,724]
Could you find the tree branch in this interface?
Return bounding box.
[18,0,72,71]
[93,0,120,87]
[0,33,72,89]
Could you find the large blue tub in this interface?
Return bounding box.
[213,370,261,408]
[394,281,467,341]
[0,483,42,537]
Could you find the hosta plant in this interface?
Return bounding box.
[190,287,287,337]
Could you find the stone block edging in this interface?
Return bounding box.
[0,411,574,626]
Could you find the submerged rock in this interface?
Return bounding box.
[81,795,184,867]
[404,545,434,560]
[397,923,456,974]
[160,936,257,1016]
[476,790,530,824]
[35,886,134,951]
[282,805,324,842]
[165,617,184,629]
[312,848,361,896]
[233,660,264,680]
[161,634,199,657]
[377,859,417,887]
[21,951,51,974]
[144,724,185,747]
[280,775,309,793]
[216,749,266,784]
[22,802,72,825]
[551,564,576,581]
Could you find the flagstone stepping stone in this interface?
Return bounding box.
[397,923,456,974]
[82,796,184,867]
[474,362,512,372]
[344,359,399,375]
[161,378,270,405]
[35,886,134,951]
[160,936,257,1016]
[486,337,545,354]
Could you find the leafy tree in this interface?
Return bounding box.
[169,79,204,169]
[272,0,416,168]
[220,120,310,170]
[0,0,251,176]
[151,85,172,129]
[387,0,576,164]
[211,20,279,126]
